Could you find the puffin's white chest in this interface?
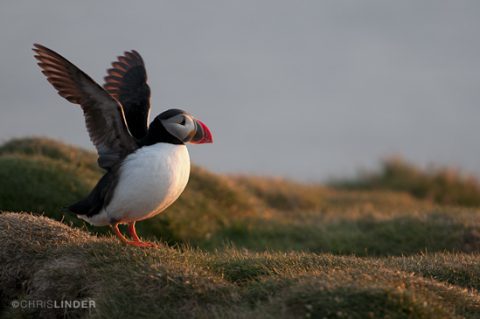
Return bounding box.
[106,143,190,223]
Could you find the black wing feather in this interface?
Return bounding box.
[33,44,138,170]
[104,50,151,139]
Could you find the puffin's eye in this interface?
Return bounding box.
[179,118,186,125]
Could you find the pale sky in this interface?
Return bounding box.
[1,1,479,181]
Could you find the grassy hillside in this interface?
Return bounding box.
[1,138,480,255]
[1,213,480,318]
[332,156,480,207]
[1,138,480,318]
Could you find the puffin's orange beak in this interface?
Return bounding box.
[191,119,213,144]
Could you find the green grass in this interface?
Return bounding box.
[332,156,480,207]
[1,138,480,317]
[204,213,475,256]
[1,213,479,318]
[0,137,100,172]
[1,138,480,256]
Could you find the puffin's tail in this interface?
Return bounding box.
[68,199,109,226]
[67,171,114,217]
[67,197,95,216]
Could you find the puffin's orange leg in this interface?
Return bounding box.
[128,222,157,247]
[127,222,157,247]
[112,223,129,243]
[127,222,141,241]
[111,223,156,248]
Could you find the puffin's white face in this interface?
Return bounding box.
[160,111,213,144]
[161,113,196,142]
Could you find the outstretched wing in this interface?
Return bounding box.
[103,50,151,139]
[33,44,138,170]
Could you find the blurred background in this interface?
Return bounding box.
[1,1,479,181]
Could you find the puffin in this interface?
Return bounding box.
[33,44,213,247]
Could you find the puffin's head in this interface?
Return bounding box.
[156,109,213,144]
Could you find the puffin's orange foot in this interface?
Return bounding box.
[124,240,157,248]
[127,222,157,247]
[111,223,157,248]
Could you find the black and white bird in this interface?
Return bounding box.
[33,44,213,247]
